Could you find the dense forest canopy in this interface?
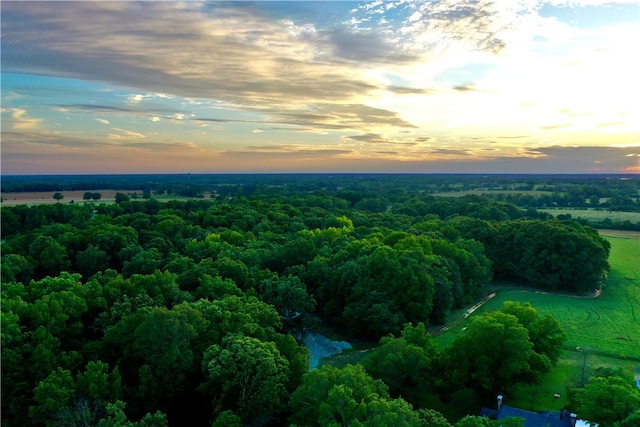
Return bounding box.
[0,175,625,426]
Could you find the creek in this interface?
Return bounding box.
[303,332,352,369]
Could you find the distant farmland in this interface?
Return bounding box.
[0,190,142,205]
[538,208,639,224]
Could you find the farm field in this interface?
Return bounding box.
[538,208,639,223]
[434,189,543,198]
[431,230,640,412]
[0,190,143,205]
[0,190,216,205]
[433,231,640,357]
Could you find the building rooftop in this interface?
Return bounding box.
[497,405,574,427]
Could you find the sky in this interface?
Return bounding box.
[2,0,639,175]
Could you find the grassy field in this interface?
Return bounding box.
[0,190,143,205]
[433,231,640,355]
[431,230,640,412]
[0,190,214,205]
[538,208,639,223]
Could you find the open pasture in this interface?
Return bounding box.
[432,230,640,412]
[0,190,142,205]
[538,208,639,224]
[433,231,640,359]
[0,190,214,205]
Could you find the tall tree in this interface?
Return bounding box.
[567,374,640,427]
[362,323,436,406]
[501,301,566,365]
[289,364,423,427]
[199,333,290,422]
[439,311,536,397]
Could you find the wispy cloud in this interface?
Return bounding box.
[110,128,146,139]
[539,123,572,130]
[5,108,43,131]
[2,1,638,174]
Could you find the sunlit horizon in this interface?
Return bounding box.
[2,1,639,175]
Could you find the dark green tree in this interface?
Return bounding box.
[362,323,436,406]
[115,193,130,204]
[29,235,71,277]
[259,274,317,335]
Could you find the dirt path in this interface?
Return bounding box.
[430,286,603,336]
[431,292,497,335]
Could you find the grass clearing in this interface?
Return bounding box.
[434,231,640,358]
[508,350,638,413]
[432,231,640,411]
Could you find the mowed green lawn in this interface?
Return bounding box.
[436,231,640,357]
[433,230,640,412]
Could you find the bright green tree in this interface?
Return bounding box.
[199,333,290,421]
[440,311,536,396]
[568,375,640,427]
[211,410,243,427]
[501,301,566,365]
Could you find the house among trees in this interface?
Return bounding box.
[481,395,596,427]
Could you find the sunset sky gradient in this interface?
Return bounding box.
[2,0,639,174]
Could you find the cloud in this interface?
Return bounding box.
[111,128,146,139]
[429,148,474,156]
[5,108,42,131]
[54,104,138,114]
[529,145,640,171]
[195,103,416,133]
[2,1,637,175]
[597,121,625,127]
[1,130,198,152]
[539,123,572,130]
[324,28,417,63]
[346,133,391,144]
[386,85,433,95]
[0,1,423,136]
[452,85,476,92]
[344,133,421,145]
